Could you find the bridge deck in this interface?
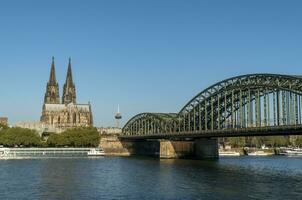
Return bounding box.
[120,125,302,140]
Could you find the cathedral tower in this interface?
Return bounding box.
[62,58,77,104]
[44,57,60,104]
[41,57,93,130]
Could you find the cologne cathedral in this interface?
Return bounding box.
[40,57,93,129]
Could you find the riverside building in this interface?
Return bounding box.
[0,117,8,126]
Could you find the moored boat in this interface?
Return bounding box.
[87,148,105,156]
[284,148,302,156]
[0,148,10,159]
[0,148,91,159]
[248,151,273,156]
[219,151,241,156]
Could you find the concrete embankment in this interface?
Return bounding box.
[99,134,131,156]
[100,134,160,157]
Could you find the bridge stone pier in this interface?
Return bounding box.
[159,140,194,159]
[100,135,159,157]
[194,138,219,159]
[159,139,218,159]
[100,135,218,159]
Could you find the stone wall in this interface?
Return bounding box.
[100,135,131,156]
[100,135,160,156]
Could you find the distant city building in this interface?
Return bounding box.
[0,117,8,126]
[97,127,122,135]
[13,121,63,135]
[40,57,93,129]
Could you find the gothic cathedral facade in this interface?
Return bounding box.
[40,57,93,128]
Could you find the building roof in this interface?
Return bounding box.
[44,103,90,112]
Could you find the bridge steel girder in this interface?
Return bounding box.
[123,113,179,136]
[121,125,302,140]
[122,74,302,138]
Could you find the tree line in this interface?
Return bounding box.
[225,135,302,148]
[46,128,100,147]
[0,125,100,147]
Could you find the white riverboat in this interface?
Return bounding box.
[248,151,273,156]
[0,148,10,159]
[284,148,302,157]
[0,148,91,159]
[219,150,241,156]
[87,148,105,156]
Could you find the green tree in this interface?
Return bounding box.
[0,127,41,147]
[295,136,302,147]
[46,127,100,147]
[228,137,246,148]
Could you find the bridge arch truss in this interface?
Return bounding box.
[122,74,302,137]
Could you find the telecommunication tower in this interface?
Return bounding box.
[115,104,122,128]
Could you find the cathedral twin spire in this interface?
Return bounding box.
[49,57,57,85]
[44,57,60,104]
[44,57,77,105]
[62,58,77,104]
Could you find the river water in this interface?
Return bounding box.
[0,156,301,200]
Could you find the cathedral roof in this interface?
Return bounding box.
[76,104,91,112]
[44,104,65,112]
[44,103,90,112]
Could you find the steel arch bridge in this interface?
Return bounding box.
[121,74,302,139]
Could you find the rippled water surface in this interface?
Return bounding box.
[0,156,301,200]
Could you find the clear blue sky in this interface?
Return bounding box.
[0,0,301,127]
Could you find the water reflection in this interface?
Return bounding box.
[0,157,301,200]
